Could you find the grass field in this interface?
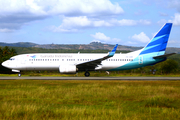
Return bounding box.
[0,80,180,120]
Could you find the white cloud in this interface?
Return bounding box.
[159,12,168,16]
[0,0,124,32]
[91,32,110,41]
[168,13,180,26]
[91,32,121,43]
[116,19,137,26]
[126,41,139,46]
[0,28,14,32]
[93,20,112,27]
[157,19,168,25]
[48,0,124,16]
[61,16,91,28]
[0,0,153,33]
[0,0,124,16]
[112,38,122,43]
[167,0,180,12]
[0,0,46,15]
[111,19,151,26]
[51,16,91,32]
[131,32,150,43]
[50,16,151,32]
[111,19,139,26]
[138,20,151,25]
[168,40,180,47]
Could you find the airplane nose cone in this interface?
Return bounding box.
[2,62,5,67]
[2,61,8,68]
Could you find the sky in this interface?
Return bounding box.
[0,0,180,47]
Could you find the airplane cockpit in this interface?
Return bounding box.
[9,58,15,61]
[2,57,18,69]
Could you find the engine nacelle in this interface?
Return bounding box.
[59,65,77,74]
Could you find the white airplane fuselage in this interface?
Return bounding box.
[2,49,165,71]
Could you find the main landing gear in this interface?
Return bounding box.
[18,73,21,77]
[84,71,90,77]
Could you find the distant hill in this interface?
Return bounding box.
[0,42,142,51]
[0,42,38,48]
[0,42,180,54]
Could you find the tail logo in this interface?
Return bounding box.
[140,23,172,55]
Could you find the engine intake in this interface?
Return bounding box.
[59,65,76,74]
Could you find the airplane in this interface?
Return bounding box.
[2,23,175,77]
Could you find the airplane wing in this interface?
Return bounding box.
[153,53,176,59]
[76,44,118,71]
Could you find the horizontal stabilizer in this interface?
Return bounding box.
[153,53,176,59]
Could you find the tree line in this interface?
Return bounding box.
[0,46,17,73]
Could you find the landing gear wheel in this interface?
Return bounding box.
[18,73,21,77]
[84,71,90,77]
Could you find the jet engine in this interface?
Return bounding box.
[59,65,77,74]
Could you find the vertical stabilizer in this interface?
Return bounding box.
[140,23,172,55]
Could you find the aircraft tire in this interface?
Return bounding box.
[84,71,90,77]
[18,73,21,77]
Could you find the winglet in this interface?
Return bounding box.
[108,44,118,57]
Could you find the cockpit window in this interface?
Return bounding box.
[9,58,15,60]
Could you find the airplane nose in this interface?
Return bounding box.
[2,61,8,68]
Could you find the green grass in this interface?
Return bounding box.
[0,80,180,120]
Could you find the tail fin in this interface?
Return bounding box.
[139,23,172,55]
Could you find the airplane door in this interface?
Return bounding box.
[139,56,143,64]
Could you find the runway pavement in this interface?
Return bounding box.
[0,76,180,80]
